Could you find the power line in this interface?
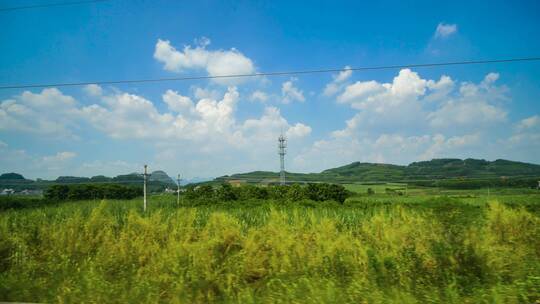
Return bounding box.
[1,57,539,90]
[0,0,108,12]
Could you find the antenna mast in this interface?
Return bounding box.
[278,134,287,185]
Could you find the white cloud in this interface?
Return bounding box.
[153,38,255,85]
[0,88,81,137]
[428,100,506,127]
[0,85,313,178]
[323,66,352,96]
[286,123,312,138]
[192,86,221,100]
[11,86,310,161]
[332,69,508,135]
[0,144,79,178]
[516,115,539,131]
[241,107,311,143]
[78,160,140,177]
[83,84,103,97]
[434,23,457,38]
[162,89,195,115]
[292,69,520,171]
[281,79,305,103]
[335,67,353,83]
[506,115,540,149]
[249,90,269,103]
[0,83,311,158]
[338,69,427,111]
[428,73,508,128]
[43,151,77,162]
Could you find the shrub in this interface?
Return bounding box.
[267,185,288,200]
[304,183,349,203]
[194,185,215,199]
[217,183,237,201]
[45,184,141,201]
[286,183,305,201]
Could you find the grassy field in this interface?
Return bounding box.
[1,190,539,303]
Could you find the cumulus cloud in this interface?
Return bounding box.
[323,66,352,96]
[332,69,508,135]
[249,90,269,103]
[162,89,195,115]
[505,115,540,149]
[81,87,240,142]
[192,86,221,100]
[281,79,305,103]
[0,143,79,178]
[291,69,520,171]
[286,123,312,138]
[0,88,81,137]
[44,151,77,161]
[0,85,311,159]
[338,69,428,110]
[516,115,539,131]
[434,23,457,38]
[428,73,508,128]
[153,38,255,85]
[83,84,103,97]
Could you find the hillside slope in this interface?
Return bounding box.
[217,158,540,184]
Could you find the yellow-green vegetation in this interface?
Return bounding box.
[1,195,539,303]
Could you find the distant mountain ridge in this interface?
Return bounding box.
[149,170,176,185]
[0,170,176,191]
[216,158,540,183]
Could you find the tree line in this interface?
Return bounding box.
[410,177,539,189]
[42,183,350,203]
[184,183,351,203]
[45,184,142,200]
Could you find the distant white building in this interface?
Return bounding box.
[164,187,176,193]
[20,189,43,196]
[164,187,185,193]
[1,189,15,195]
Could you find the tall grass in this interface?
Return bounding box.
[0,197,539,303]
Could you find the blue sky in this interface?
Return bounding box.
[1,0,539,179]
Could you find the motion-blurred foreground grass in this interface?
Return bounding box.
[1,196,539,303]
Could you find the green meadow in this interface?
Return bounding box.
[1,187,539,303]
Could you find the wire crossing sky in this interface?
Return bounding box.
[1,57,539,90]
[1,0,539,180]
[0,0,108,12]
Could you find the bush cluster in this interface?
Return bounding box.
[411,177,539,189]
[184,183,350,203]
[44,184,142,201]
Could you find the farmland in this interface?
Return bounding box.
[1,185,539,303]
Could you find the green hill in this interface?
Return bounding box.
[0,173,27,180]
[0,171,175,192]
[149,171,176,185]
[216,158,540,184]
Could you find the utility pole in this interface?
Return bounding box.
[278,134,287,185]
[143,164,150,212]
[176,174,181,206]
[405,183,408,196]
